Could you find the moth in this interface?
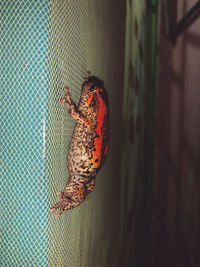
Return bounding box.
[50,72,109,217]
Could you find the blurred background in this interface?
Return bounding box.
[1,0,200,266]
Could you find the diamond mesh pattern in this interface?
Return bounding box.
[1,0,125,266]
[1,0,50,266]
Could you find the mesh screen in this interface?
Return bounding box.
[1,0,125,266]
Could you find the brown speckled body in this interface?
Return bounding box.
[50,73,109,217]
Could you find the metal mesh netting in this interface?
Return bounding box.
[1,0,125,266]
[1,1,50,265]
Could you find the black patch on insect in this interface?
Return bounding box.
[83,76,109,109]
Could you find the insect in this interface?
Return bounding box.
[50,72,109,217]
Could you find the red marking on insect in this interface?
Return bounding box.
[104,141,109,156]
[77,189,85,199]
[87,92,94,106]
[90,88,107,168]
[91,179,95,186]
